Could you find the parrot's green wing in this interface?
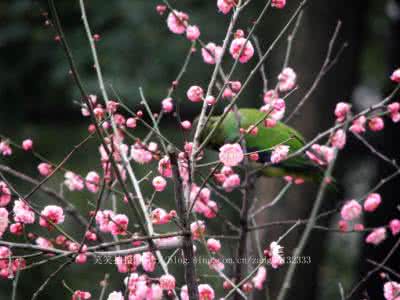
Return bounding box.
[203,108,324,182]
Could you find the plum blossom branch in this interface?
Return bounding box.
[0,164,89,229]
[254,84,400,175]
[285,21,345,122]
[345,236,400,299]
[196,0,307,154]
[77,0,175,290]
[31,260,72,300]
[277,146,341,300]
[353,132,399,169]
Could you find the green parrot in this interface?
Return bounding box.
[198,108,326,183]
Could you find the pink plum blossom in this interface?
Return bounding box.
[246,125,258,136]
[0,140,12,156]
[229,38,254,63]
[152,176,167,192]
[365,227,387,245]
[368,117,385,131]
[156,5,167,15]
[125,274,149,299]
[142,251,156,272]
[72,291,91,300]
[271,145,290,164]
[85,171,100,193]
[222,174,241,192]
[272,0,286,9]
[202,43,223,65]
[222,87,233,99]
[81,105,90,117]
[384,281,400,300]
[131,144,153,164]
[350,116,367,134]
[219,143,244,167]
[221,166,234,176]
[85,231,97,241]
[148,142,158,152]
[0,181,11,207]
[198,284,215,300]
[187,85,204,102]
[162,97,174,113]
[207,238,221,253]
[260,97,286,121]
[181,120,192,130]
[13,199,35,224]
[389,219,400,236]
[363,193,382,212]
[148,284,163,300]
[354,223,365,231]
[267,242,284,269]
[208,258,224,272]
[93,107,105,119]
[107,101,119,113]
[334,102,351,122]
[186,25,200,41]
[217,0,236,14]
[167,11,188,34]
[10,223,23,235]
[151,208,173,225]
[277,67,296,92]
[388,102,400,122]
[64,171,85,191]
[115,254,141,273]
[205,95,216,106]
[263,90,279,104]
[390,68,400,83]
[96,210,114,233]
[0,208,8,238]
[158,156,172,177]
[306,144,335,165]
[330,129,347,149]
[75,252,88,264]
[36,237,54,249]
[40,205,65,228]
[126,118,137,128]
[234,29,245,38]
[336,222,350,232]
[160,274,176,290]
[38,163,53,177]
[190,221,206,240]
[252,266,267,290]
[109,214,129,235]
[340,200,362,221]
[22,139,33,151]
[189,185,218,218]
[230,81,242,92]
[106,291,124,300]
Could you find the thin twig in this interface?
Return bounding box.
[285,21,344,122]
[31,260,72,300]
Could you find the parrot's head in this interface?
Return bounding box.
[192,115,226,150]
